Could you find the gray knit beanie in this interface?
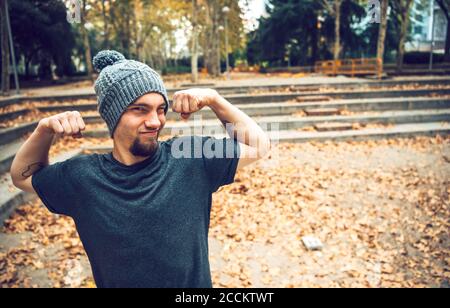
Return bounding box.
[93,50,170,137]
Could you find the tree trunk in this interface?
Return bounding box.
[114,1,132,58]
[81,0,93,79]
[395,0,413,73]
[397,15,407,72]
[436,0,450,62]
[311,14,319,64]
[205,30,214,75]
[121,11,129,58]
[0,0,9,95]
[333,0,342,60]
[191,0,199,83]
[377,0,389,64]
[25,59,30,77]
[203,0,219,77]
[212,1,221,78]
[446,18,450,62]
[212,9,220,77]
[101,0,109,49]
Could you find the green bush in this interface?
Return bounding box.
[161,66,192,75]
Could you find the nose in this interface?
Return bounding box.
[144,112,161,129]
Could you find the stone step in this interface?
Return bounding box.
[0,122,36,146]
[223,88,450,105]
[273,122,450,143]
[180,82,216,87]
[0,140,23,174]
[0,109,28,123]
[314,122,354,132]
[304,108,341,116]
[295,96,332,103]
[199,78,450,94]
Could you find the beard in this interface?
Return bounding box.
[129,135,159,158]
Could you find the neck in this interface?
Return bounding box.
[112,142,151,166]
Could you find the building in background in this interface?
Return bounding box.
[407,0,447,53]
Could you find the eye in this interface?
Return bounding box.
[130,106,146,112]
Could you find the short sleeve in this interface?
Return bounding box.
[200,136,241,193]
[31,159,76,217]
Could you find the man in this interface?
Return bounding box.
[10,50,271,288]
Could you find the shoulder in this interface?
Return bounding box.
[53,153,99,173]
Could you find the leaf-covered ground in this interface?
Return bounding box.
[1,136,449,288]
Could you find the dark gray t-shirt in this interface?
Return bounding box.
[32,135,240,288]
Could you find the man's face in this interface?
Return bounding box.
[113,92,167,158]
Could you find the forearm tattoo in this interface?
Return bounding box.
[21,162,46,178]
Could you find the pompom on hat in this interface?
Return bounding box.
[93,50,170,137]
[93,50,125,72]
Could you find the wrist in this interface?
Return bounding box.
[206,89,220,107]
[206,90,224,109]
[35,121,55,138]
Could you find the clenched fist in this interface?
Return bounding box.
[36,111,86,139]
[172,88,219,120]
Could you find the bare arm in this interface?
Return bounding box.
[10,111,86,193]
[208,93,271,170]
[172,89,271,170]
